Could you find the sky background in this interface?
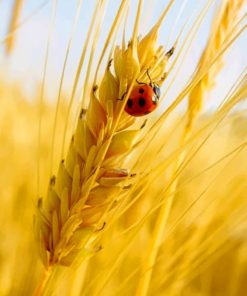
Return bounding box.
[0,0,246,111]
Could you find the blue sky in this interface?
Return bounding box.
[0,0,246,110]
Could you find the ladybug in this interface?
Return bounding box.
[124,72,161,117]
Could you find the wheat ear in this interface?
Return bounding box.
[187,0,245,128]
[34,4,173,295]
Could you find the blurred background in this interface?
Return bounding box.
[0,1,246,295]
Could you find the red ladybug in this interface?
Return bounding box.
[124,77,161,117]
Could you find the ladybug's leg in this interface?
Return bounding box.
[117,90,127,101]
[146,68,153,85]
[136,79,146,85]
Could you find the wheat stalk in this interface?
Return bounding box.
[34,1,174,294]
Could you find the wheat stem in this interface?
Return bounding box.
[33,266,52,296]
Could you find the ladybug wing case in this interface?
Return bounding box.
[125,85,159,116]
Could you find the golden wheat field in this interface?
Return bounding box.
[0,0,246,295]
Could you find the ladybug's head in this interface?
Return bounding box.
[152,84,161,99]
[146,68,161,100]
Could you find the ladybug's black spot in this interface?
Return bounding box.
[139,97,146,107]
[127,99,133,108]
[139,88,145,94]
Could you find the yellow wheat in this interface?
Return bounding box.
[34,3,174,294]
[0,0,246,295]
